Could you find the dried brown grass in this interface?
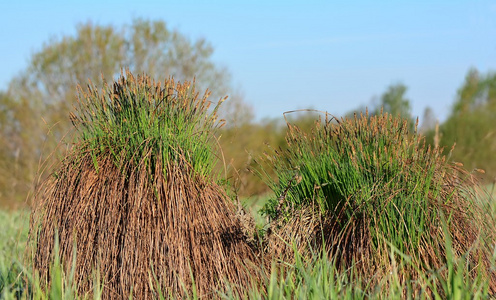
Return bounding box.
[267,167,496,296]
[28,71,265,298]
[264,112,496,294]
[29,149,263,298]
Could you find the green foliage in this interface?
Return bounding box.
[345,83,414,130]
[436,68,496,182]
[260,112,495,291]
[262,113,441,252]
[71,71,224,178]
[245,251,365,300]
[375,83,412,120]
[262,113,436,225]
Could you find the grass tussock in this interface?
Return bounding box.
[261,111,496,295]
[28,71,261,299]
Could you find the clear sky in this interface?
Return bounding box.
[1,1,495,123]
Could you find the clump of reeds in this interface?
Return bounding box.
[29,71,261,299]
[261,111,496,294]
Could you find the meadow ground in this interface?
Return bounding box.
[0,209,29,299]
[0,209,29,265]
[1,183,495,299]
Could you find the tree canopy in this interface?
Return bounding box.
[374,83,413,122]
[0,19,252,206]
[436,69,496,181]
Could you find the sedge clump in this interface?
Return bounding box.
[261,111,496,295]
[29,71,261,298]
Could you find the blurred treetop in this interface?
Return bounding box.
[0,19,253,206]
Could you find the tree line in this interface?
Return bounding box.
[0,19,494,207]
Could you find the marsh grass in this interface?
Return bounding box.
[2,204,496,299]
[6,79,496,298]
[260,111,496,294]
[28,71,261,299]
[234,220,494,299]
[69,72,225,179]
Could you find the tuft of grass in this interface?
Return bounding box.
[29,71,262,299]
[70,70,225,179]
[260,111,496,293]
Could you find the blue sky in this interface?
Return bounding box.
[1,1,495,123]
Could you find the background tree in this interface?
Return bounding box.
[437,68,496,182]
[0,19,253,207]
[374,83,413,121]
[0,86,45,206]
[344,105,369,119]
[345,83,414,130]
[419,106,437,134]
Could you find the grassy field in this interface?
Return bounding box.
[0,210,29,299]
[2,165,495,298]
[1,173,495,299]
[1,191,496,299]
[3,74,496,298]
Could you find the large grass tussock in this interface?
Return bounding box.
[29,71,261,298]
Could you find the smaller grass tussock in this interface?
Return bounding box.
[28,71,262,299]
[260,111,496,295]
